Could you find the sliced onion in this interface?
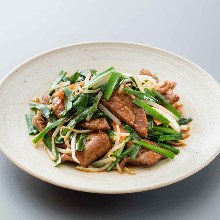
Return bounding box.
[70,134,80,164]
[92,75,111,89]
[84,71,92,86]
[146,101,179,121]
[98,103,121,126]
[76,162,111,172]
[94,91,103,107]
[132,73,145,92]
[152,107,181,132]
[123,78,132,84]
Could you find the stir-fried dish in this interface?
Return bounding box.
[25,67,192,174]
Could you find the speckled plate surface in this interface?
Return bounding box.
[0,42,220,194]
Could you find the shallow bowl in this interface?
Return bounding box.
[0,42,220,194]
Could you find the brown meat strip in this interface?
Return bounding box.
[61,154,73,162]
[157,80,177,95]
[77,117,110,131]
[32,110,47,131]
[164,90,180,104]
[101,86,148,137]
[41,95,50,105]
[156,80,180,107]
[51,97,65,118]
[140,68,158,81]
[75,131,112,167]
[120,140,164,167]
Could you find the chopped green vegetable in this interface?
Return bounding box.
[55,135,64,144]
[72,94,88,110]
[32,118,65,144]
[153,89,182,118]
[106,130,115,140]
[113,136,131,158]
[106,144,137,171]
[76,106,87,115]
[130,144,141,160]
[62,94,98,135]
[63,87,76,101]
[67,105,97,127]
[178,117,192,125]
[133,140,175,159]
[132,99,170,126]
[123,88,158,103]
[29,103,51,119]
[91,111,110,120]
[148,131,164,136]
[122,123,140,140]
[43,134,61,166]
[152,126,179,134]
[158,142,180,155]
[69,71,85,84]
[84,67,115,89]
[89,69,97,76]
[157,134,182,142]
[25,113,38,135]
[53,153,61,167]
[75,134,87,151]
[62,76,70,82]
[103,72,121,100]
[50,70,67,88]
[63,97,72,116]
[147,116,154,131]
[42,134,52,151]
[144,88,157,97]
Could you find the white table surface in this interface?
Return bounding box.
[0,0,220,219]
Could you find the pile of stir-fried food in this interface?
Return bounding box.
[25,67,192,174]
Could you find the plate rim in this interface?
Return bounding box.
[0,41,220,194]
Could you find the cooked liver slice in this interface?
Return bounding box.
[75,131,112,167]
[140,68,158,81]
[32,110,47,131]
[77,117,110,130]
[120,140,164,167]
[61,154,73,162]
[101,85,148,137]
[156,80,180,106]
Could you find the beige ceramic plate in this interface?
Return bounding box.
[0,42,220,194]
